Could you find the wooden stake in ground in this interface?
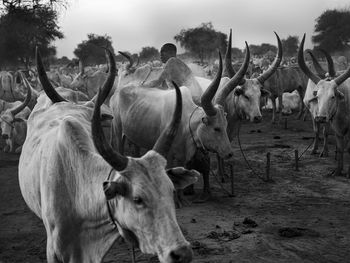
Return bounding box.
[266,152,271,181]
[284,117,288,130]
[295,149,299,171]
[229,164,234,196]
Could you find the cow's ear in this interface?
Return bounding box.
[103,181,128,200]
[261,89,270,97]
[166,167,199,190]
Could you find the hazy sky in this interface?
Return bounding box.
[55,0,350,58]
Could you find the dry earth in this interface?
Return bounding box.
[1,111,350,263]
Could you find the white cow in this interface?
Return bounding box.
[18,48,197,263]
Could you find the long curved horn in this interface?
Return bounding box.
[305,49,327,78]
[319,49,336,78]
[10,72,31,116]
[223,29,236,78]
[334,65,350,86]
[36,47,67,103]
[118,51,134,70]
[257,32,283,84]
[201,51,223,116]
[153,81,182,158]
[297,34,321,85]
[92,49,128,171]
[214,42,250,106]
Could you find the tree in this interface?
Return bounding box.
[282,36,299,57]
[174,22,227,63]
[139,46,159,62]
[1,0,68,10]
[312,8,350,53]
[249,43,277,56]
[74,34,115,65]
[231,47,243,59]
[0,4,63,69]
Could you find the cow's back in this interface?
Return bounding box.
[18,102,92,218]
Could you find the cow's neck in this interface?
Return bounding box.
[70,154,121,261]
[225,95,243,141]
[185,107,205,162]
[332,97,350,136]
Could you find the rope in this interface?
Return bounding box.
[297,138,315,161]
[209,168,233,197]
[105,168,136,263]
[237,128,267,182]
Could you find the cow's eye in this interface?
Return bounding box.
[244,95,249,100]
[214,127,221,132]
[133,197,144,206]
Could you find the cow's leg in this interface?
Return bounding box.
[271,96,277,123]
[46,236,61,263]
[277,93,283,123]
[297,87,306,120]
[15,145,22,154]
[3,143,10,152]
[216,154,225,183]
[8,139,13,152]
[334,135,344,177]
[192,151,211,202]
[320,124,329,157]
[311,119,320,155]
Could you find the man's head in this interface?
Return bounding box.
[160,43,177,63]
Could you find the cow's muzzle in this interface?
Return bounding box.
[2,134,9,139]
[253,116,262,123]
[315,116,327,123]
[169,245,193,263]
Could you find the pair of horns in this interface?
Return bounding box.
[223,30,283,85]
[298,34,350,86]
[214,41,250,106]
[305,49,335,78]
[91,52,183,171]
[10,72,32,116]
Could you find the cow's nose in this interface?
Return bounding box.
[282,111,292,116]
[2,134,8,139]
[169,245,193,263]
[225,152,233,160]
[315,116,327,123]
[253,116,262,123]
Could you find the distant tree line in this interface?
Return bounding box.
[0,1,349,68]
[0,0,66,69]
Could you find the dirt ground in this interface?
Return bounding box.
[1,111,350,263]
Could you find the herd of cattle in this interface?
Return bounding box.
[0,30,349,262]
